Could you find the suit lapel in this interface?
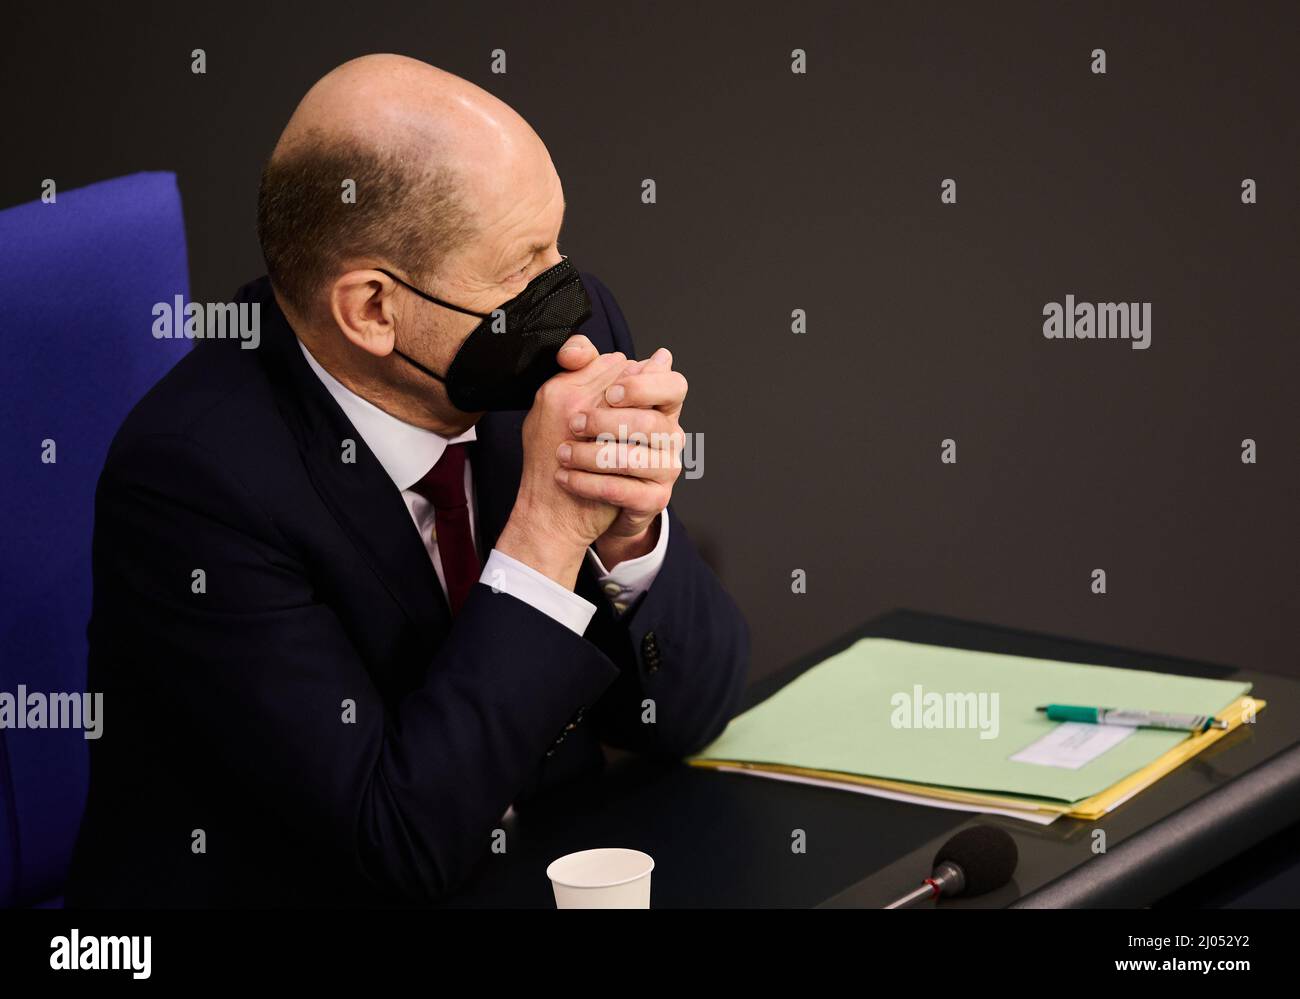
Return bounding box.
[302,437,452,634]
[248,278,452,638]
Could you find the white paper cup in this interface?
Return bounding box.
[546,848,654,909]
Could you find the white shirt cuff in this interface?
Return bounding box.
[585,510,670,615]
[480,549,597,636]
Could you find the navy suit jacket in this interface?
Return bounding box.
[65,272,750,907]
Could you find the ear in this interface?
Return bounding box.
[329,269,398,358]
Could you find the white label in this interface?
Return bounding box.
[1010,722,1136,770]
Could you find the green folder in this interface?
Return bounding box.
[688,638,1253,803]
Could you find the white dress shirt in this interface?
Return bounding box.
[299,341,668,633]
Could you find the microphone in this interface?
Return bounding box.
[884,825,1018,908]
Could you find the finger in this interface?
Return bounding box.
[572,350,628,388]
[620,357,649,377]
[556,334,597,370]
[554,467,670,513]
[567,407,681,446]
[642,346,673,371]
[604,370,688,411]
[558,440,681,483]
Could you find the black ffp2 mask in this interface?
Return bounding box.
[379,256,593,412]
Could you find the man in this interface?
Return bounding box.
[66,54,749,907]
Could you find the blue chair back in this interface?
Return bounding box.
[0,172,191,907]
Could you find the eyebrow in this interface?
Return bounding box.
[508,201,566,268]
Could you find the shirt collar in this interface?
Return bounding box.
[298,339,476,492]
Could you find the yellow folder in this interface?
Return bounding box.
[688,636,1265,822]
[689,694,1264,820]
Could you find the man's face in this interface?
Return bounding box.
[405,147,568,371]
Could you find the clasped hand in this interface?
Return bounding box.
[498,334,687,587]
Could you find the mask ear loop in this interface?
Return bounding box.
[372,267,489,385]
[391,346,450,384]
[374,267,490,319]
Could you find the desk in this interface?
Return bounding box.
[441,610,1300,908]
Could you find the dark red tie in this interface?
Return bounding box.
[410,442,481,615]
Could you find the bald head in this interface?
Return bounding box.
[258,54,561,321]
[272,55,540,188]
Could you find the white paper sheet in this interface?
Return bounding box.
[712,765,1062,825]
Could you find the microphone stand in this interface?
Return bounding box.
[884,861,965,909]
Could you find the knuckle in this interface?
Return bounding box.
[535,378,560,407]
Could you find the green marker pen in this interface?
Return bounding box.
[1035,704,1228,733]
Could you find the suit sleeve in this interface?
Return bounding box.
[90,430,620,903]
[577,274,751,757]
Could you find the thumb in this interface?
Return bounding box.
[556,333,597,370]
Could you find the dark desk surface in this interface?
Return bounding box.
[442,610,1300,908]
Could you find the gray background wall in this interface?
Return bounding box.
[4,1,1296,682]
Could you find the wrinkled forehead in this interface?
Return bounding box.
[455,147,566,275]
